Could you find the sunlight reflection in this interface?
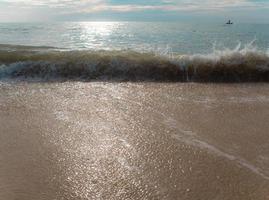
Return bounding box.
[79,22,123,49]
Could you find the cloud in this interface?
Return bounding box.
[1,0,105,10]
[2,0,267,11]
[76,0,269,14]
[0,0,269,21]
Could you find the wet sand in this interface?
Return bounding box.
[0,82,269,200]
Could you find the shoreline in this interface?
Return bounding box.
[1,82,269,199]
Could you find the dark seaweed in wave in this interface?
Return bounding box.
[0,45,269,82]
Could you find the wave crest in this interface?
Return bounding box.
[0,44,269,82]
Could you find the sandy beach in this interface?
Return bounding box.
[0,81,269,199]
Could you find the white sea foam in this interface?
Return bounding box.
[0,43,268,82]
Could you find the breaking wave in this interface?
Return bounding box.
[0,43,269,82]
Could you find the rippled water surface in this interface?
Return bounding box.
[0,22,269,53]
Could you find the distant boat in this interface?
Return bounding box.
[226,20,233,25]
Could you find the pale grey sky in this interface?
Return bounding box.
[0,0,268,22]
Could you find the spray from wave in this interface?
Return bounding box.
[0,42,268,82]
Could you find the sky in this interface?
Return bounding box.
[0,0,269,22]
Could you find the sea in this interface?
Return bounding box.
[0,22,269,200]
[0,22,269,53]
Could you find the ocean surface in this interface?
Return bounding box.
[0,22,269,200]
[0,22,269,82]
[0,22,269,53]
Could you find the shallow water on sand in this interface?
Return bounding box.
[0,82,269,200]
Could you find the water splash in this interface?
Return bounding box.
[0,42,268,82]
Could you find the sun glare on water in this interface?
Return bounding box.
[78,22,123,49]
